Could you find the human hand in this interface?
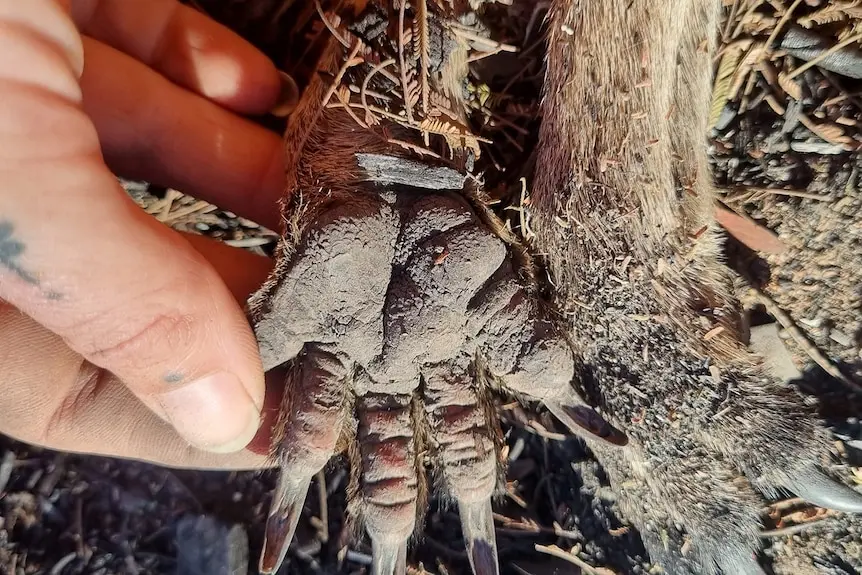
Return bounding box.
[0,0,287,468]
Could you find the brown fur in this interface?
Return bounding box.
[532,0,838,571]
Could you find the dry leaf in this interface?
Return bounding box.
[799,1,862,27]
[714,205,788,254]
[778,71,802,99]
[710,44,744,128]
[800,115,852,144]
[816,123,849,142]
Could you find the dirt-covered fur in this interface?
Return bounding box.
[532,0,861,572]
[246,17,632,573]
[242,0,862,572]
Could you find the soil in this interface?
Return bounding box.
[2,1,862,574]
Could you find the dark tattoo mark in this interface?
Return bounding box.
[163,371,184,384]
[0,221,39,285]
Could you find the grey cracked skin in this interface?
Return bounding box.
[252,188,624,575]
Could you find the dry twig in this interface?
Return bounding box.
[753,287,862,392]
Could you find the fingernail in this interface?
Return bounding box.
[155,372,261,453]
[270,71,300,117]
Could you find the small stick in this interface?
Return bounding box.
[762,497,805,513]
[493,514,582,540]
[721,0,740,42]
[478,106,531,136]
[152,188,183,220]
[397,0,414,122]
[451,26,519,53]
[361,58,398,125]
[0,450,15,493]
[334,86,369,129]
[718,186,830,202]
[535,544,615,575]
[467,47,507,62]
[161,200,217,224]
[760,517,834,538]
[753,287,862,392]
[321,41,364,111]
[819,70,862,115]
[73,497,85,556]
[315,0,350,48]
[387,138,444,159]
[350,84,392,102]
[762,0,803,58]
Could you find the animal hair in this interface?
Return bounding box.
[531,0,834,569]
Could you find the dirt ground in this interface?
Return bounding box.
[2,1,862,574]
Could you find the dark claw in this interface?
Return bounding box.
[371,536,408,575]
[544,400,629,447]
[787,467,862,513]
[259,473,313,574]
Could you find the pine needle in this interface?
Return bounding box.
[397,0,415,122]
[417,0,431,115]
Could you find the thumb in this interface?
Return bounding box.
[0,176,267,454]
[0,105,267,455]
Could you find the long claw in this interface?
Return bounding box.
[544,399,628,447]
[371,536,408,575]
[786,467,862,513]
[715,546,766,575]
[259,347,347,573]
[259,473,313,574]
[458,497,500,575]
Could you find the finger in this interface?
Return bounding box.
[422,362,500,575]
[357,394,419,575]
[0,85,267,455]
[0,0,84,77]
[80,37,284,230]
[71,0,280,114]
[0,234,281,470]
